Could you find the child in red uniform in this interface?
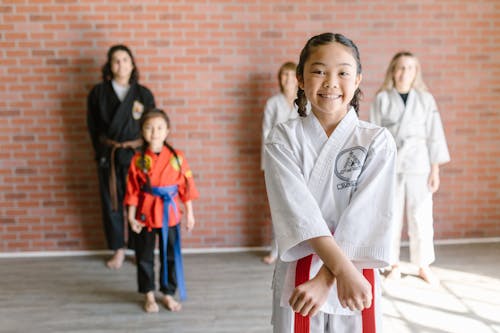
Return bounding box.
[125,108,199,313]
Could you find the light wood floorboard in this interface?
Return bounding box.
[1,243,499,333]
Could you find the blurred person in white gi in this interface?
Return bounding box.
[370,51,450,284]
[261,61,299,265]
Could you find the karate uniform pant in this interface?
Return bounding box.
[97,161,133,250]
[269,229,278,259]
[134,226,177,295]
[392,173,435,267]
[272,305,386,333]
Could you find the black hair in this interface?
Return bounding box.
[295,33,363,116]
[101,44,139,84]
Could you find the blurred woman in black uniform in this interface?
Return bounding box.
[87,45,155,269]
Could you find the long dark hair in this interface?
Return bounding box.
[138,108,189,195]
[295,33,363,116]
[101,44,139,84]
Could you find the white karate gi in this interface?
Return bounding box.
[265,109,397,333]
[262,93,299,170]
[370,88,450,266]
[261,93,299,258]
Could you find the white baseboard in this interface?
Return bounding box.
[1,238,499,258]
[0,246,269,258]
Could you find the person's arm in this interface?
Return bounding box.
[369,93,382,126]
[289,128,397,315]
[309,236,372,311]
[425,93,450,172]
[428,163,440,193]
[261,99,275,170]
[288,264,335,317]
[183,200,195,232]
[127,205,143,234]
[86,87,101,156]
[289,236,372,315]
[143,85,156,109]
[124,155,143,234]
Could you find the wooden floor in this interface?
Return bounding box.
[1,243,499,333]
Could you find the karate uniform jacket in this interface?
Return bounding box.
[261,93,299,170]
[370,88,450,174]
[124,146,199,230]
[264,109,397,317]
[87,81,155,167]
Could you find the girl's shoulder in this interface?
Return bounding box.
[412,89,437,107]
[412,88,432,98]
[376,88,391,96]
[267,93,284,103]
[130,151,148,168]
[268,115,302,139]
[357,118,396,151]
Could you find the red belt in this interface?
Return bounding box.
[294,255,376,333]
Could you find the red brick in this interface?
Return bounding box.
[0,0,499,253]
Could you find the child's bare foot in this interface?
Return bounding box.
[106,249,125,269]
[163,295,182,312]
[261,254,276,265]
[419,266,440,285]
[144,292,159,313]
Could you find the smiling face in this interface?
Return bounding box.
[279,69,298,97]
[110,50,134,84]
[298,42,361,119]
[393,55,417,93]
[142,116,169,153]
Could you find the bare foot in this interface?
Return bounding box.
[419,266,440,285]
[106,249,125,269]
[144,292,159,313]
[261,254,276,265]
[163,295,182,312]
[386,265,401,280]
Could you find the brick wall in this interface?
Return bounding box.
[1,0,499,252]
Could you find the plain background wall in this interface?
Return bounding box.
[1,0,499,252]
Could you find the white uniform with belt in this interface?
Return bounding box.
[265,110,396,332]
[370,88,450,266]
[261,93,299,259]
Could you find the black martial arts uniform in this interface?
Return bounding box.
[87,81,155,250]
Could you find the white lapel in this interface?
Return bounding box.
[393,88,415,141]
[305,109,358,196]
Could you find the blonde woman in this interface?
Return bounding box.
[370,52,450,284]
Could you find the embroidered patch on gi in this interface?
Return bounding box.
[132,100,145,120]
[335,146,367,190]
[136,155,153,172]
[170,156,183,171]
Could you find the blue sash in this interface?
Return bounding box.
[151,185,187,301]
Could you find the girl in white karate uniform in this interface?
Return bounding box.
[370,52,450,284]
[264,33,397,333]
[261,61,299,265]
